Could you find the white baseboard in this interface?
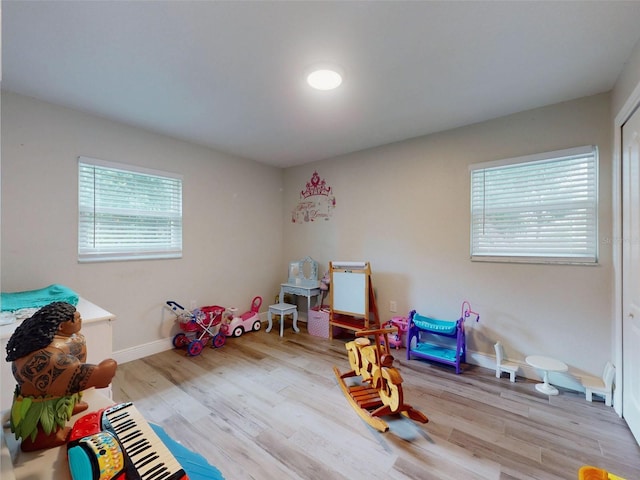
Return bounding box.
[113,338,174,364]
[465,350,585,393]
[113,316,270,364]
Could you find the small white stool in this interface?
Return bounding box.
[267,303,299,337]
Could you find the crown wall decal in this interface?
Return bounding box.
[300,171,332,199]
[292,171,336,223]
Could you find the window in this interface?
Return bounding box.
[78,157,183,262]
[470,146,598,264]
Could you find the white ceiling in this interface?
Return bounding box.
[3,1,640,168]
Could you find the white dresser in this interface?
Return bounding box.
[0,298,115,413]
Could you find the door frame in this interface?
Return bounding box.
[612,80,640,417]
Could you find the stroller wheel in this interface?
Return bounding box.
[187,339,204,356]
[212,333,226,348]
[173,333,189,349]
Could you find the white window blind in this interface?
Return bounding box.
[78,157,183,262]
[470,146,598,264]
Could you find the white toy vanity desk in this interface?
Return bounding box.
[279,256,322,317]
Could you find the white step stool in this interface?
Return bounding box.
[267,303,299,337]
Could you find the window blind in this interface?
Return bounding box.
[470,146,598,264]
[78,157,183,262]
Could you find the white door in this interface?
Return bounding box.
[622,104,640,444]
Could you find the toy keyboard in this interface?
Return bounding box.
[68,402,188,480]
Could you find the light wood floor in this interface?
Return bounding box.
[112,328,640,480]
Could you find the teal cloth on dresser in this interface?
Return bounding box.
[0,284,79,311]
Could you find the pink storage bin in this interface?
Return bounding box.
[308,305,331,338]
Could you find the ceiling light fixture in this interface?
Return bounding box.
[306,67,343,91]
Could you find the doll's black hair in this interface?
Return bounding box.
[5,302,77,361]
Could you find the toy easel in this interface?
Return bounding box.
[329,261,379,339]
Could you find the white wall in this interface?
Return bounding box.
[613,36,640,116]
[1,91,285,355]
[0,90,616,380]
[283,93,613,379]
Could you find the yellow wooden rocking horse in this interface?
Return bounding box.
[333,327,428,432]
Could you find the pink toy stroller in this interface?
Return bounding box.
[380,316,409,349]
[166,301,226,356]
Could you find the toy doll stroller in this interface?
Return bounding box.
[166,301,226,356]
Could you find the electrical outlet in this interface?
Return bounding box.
[190,300,197,310]
[390,300,397,313]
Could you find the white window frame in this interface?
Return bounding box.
[78,156,183,263]
[469,145,598,265]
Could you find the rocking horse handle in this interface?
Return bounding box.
[355,326,398,337]
[357,327,398,358]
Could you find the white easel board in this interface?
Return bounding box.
[330,261,369,316]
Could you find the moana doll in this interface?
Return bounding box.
[5,301,117,451]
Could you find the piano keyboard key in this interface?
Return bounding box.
[102,403,187,480]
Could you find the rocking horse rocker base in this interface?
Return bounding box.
[333,328,428,433]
